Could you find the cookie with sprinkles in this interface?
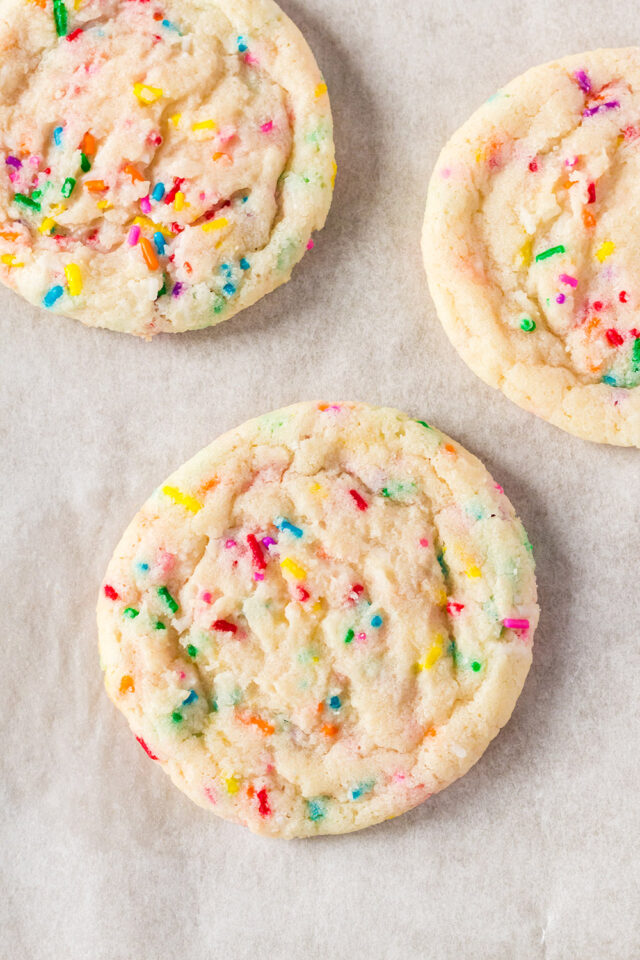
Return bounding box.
[97,402,538,837]
[0,0,334,335]
[424,48,640,446]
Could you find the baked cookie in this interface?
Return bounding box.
[97,402,538,837]
[0,0,334,336]
[423,48,640,446]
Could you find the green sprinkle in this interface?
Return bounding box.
[632,338,640,368]
[437,552,449,578]
[416,420,431,430]
[13,193,41,212]
[171,711,183,723]
[61,177,76,198]
[212,294,225,314]
[448,639,458,666]
[123,607,139,619]
[471,660,482,672]
[80,152,91,173]
[154,620,166,630]
[344,628,354,644]
[53,0,68,37]
[187,644,197,658]
[211,700,218,712]
[31,189,42,200]
[157,274,168,298]
[158,586,178,613]
[520,317,536,332]
[535,244,565,262]
[307,797,327,821]
[381,487,391,498]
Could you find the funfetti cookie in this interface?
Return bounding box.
[423,49,640,447]
[0,0,334,336]
[97,402,538,838]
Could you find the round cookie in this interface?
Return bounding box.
[0,0,334,336]
[423,48,640,446]
[97,402,538,838]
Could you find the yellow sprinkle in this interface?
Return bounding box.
[174,191,185,211]
[49,203,66,216]
[519,238,533,267]
[133,216,175,238]
[417,641,443,672]
[314,82,327,99]
[201,216,228,232]
[64,262,82,296]
[331,160,337,188]
[133,83,164,105]
[596,241,615,263]
[1,253,23,267]
[169,113,181,128]
[280,557,306,580]
[465,564,482,578]
[436,588,448,607]
[310,481,328,498]
[38,217,56,235]
[96,200,111,210]
[161,484,203,514]
[225,777,240,795]
[312,600,323,613]
[192,119,217,132]
[73,0,82,9]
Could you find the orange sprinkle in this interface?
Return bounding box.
[0,231,19,241]
[84,179,108,192]
[80,132,97,156]
[585,316,601,335]
[424,726,437,738]
[316,701,324,714]
[199,475,219,495]
[139,235,159,270]
[212,152,231,162]
[119,675,134,695]
[444,443,457,455]
[123,163,145,182]
[583,209,596,229]
[184,261,193,274]
[238,713,275,736]
[153,10,162,18]
[321,724,338,738]
[317,403,329,411]
[30,0,47,8]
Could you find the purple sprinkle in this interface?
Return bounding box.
[604,100,620,110]
[172,282,184,298]
[584,100,621,118]
[556,293,566,305]
[5,156,21,169]
[574,70,592,94]
[261,536,276,549]
[583,106,600,118]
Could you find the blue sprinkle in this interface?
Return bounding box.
[161,18,181,33]
[328,695,341,711]
[237,35,248,52]
[240,257,250,270]
[307,797,327,821]
[241,195,248,203]
[371,615,383,628]
[182,690,198,706]
[220,263,232,277]
[275,517,303,538]
[137,562,149,572]
[53,126,63,147]
[222,282,236,297]
[43,285,63,308]
[350,779,374,801]
[153,231,166,255]
[151,182,165,202]
[602,374,618,386]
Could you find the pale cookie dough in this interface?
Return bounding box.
[0,0,334,336]
[97,402,538,838]
[423,48,640,446]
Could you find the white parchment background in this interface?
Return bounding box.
[2,1,639,957]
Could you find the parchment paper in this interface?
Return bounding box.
[2,1,639,957]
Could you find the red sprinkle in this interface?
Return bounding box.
[256,787,271,817]
[447,601,465,616]
[170,222,184,234]
[104,584,119,600]
[528,159,538,172]
[135,736,158,760]
[297,586,310,601]
[606,329,624,347]
[66,27,83,41]
[246,534,266,570]
[619,290,629,303]
[349,489,368,511]
[164,177,185,204]
[587,182,596,204]
[212,619,237,634]
[593,301,603,312]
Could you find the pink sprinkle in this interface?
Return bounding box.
[243,51,259,65]
[157,550,175,574]
[128,225,140,245]
[8,172,17,183]
[356,632,366,641]
[218,126,236,144]
[556,293,566,304]
[260,120,273,133]
[225,539,237,549]
[494,483,504,494]
[392,771,407,783]
[178,671,186,680]
[254,572,264,581]
[202,591,212,604]
[564,156,578,169]
[502,618,530,630]
[306,239,314,250]
[28,155,40,167]
[204,785,217,805]
[419,537,430,547]
[560,273,578,288]
[440,167,451,178]
[140,196,151,214]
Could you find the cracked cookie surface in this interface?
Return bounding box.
[97,402,538,837]
[0,0,334,335]
[423,48,640,446]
